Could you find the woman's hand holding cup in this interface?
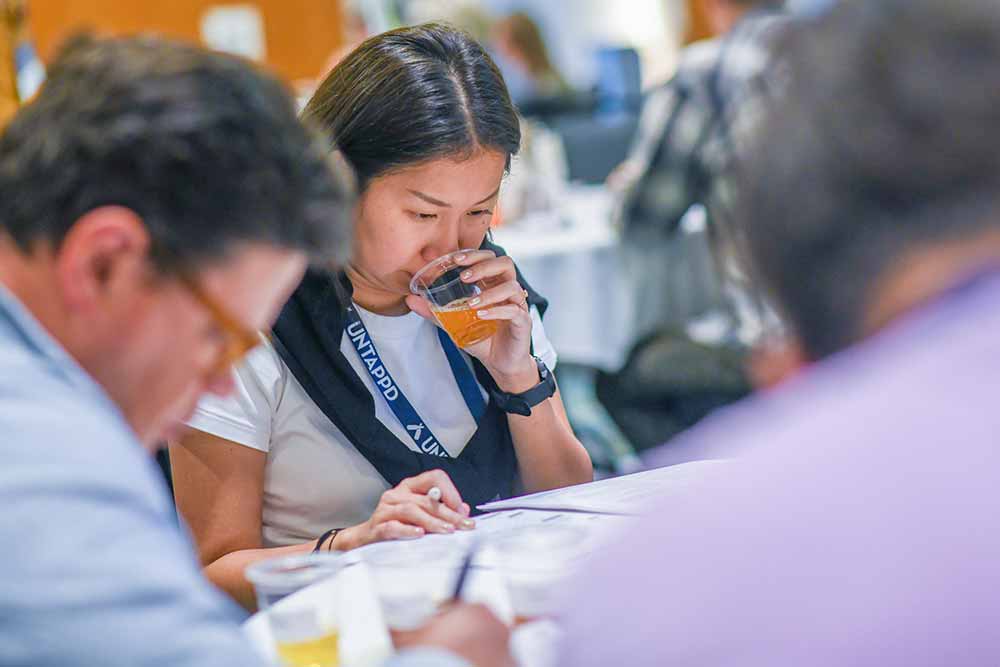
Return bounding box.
[407,249,539,393]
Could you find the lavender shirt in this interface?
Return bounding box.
[559,272,1000,666]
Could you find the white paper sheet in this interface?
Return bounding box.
[477,460,728,515]
[472,507,635,540]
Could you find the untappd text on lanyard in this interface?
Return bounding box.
[345,306,487,459]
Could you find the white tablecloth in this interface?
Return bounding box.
[493,186,630,371]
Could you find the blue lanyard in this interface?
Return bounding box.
[344,306,487,459]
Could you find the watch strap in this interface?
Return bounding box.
[490,356,556,416]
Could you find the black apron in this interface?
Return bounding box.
[271,240,548,510]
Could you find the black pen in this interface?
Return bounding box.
[450,541,478,601]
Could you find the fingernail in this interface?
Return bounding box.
[469,297,481,307]
[460,503,471,516]
[477,310,489,318]
[454,253,466,261]
[412,527,425,535]
[460,519,475,530]
[461,270,472,280]
[439,522,455,533]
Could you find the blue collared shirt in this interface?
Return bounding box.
[0,283,467,667]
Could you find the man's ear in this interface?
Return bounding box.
[55,206,152,313]
[746,336,808,391]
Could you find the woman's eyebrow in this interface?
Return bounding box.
[407,186,501,208]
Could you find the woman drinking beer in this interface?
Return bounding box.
[168,22,592,610]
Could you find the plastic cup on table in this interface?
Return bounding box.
[360,538,467,638]
[489,524,589,625]
[245,553,346,667]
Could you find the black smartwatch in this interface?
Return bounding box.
[490,356,556,416]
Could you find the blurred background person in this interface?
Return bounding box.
[559,0,1000,663]
[490,10,570,107]
[592,0,789,455]
[608,0,788,335]
[304,0,371,100]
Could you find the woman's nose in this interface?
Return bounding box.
[422,216,461,261]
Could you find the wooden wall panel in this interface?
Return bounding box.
[1,12,17,126]
[683,0,714,45]
[28,0,343,83]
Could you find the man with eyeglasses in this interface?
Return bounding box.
[0,35,512,667]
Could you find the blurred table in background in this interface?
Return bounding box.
[494,185,646,472]
[495,185,736,373]
[495,186,735,472]
[493,185,634,372]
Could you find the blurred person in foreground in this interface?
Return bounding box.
[0,34,510,667]
[559,0,1000,664]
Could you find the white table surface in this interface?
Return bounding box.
[245,462,729,666]
[244,509,637,667]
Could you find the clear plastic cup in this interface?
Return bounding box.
[245,553,345,667]
[409,249,500,348]
[360,538,466,633]
[489,525,588,624]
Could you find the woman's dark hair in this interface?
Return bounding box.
[302,22,521,190]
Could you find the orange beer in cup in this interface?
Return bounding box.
[410,249,500,347]
[432,297,499,347]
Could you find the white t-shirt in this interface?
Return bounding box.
[187,304,557,547]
